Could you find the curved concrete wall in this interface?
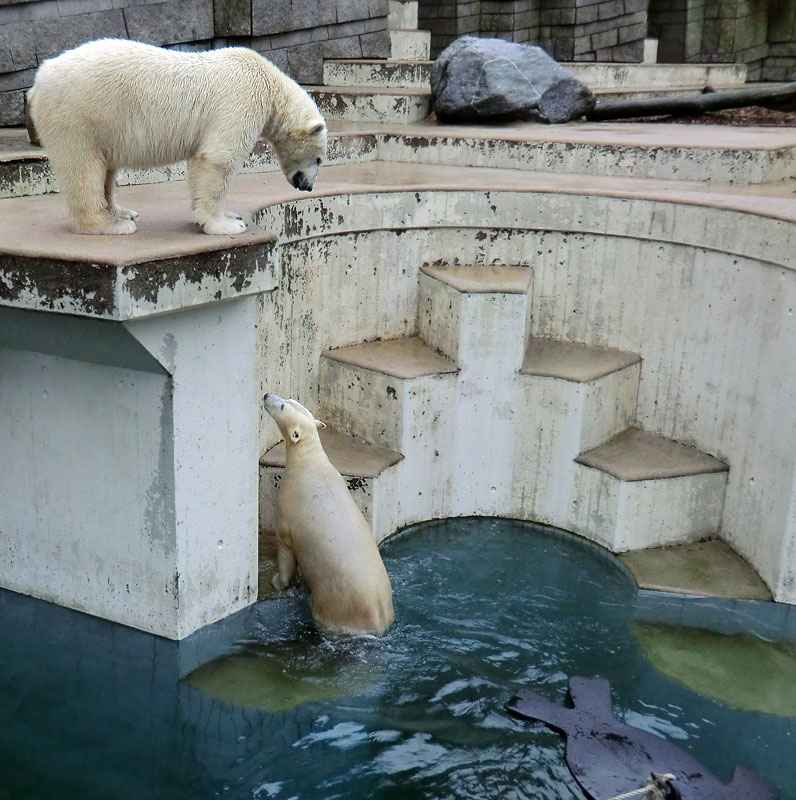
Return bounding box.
[254,188,796,604]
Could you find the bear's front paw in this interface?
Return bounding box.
[116,207,140,222]
[202,215,247,235]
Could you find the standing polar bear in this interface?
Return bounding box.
[27,39,327,235]
[264,393,395,636]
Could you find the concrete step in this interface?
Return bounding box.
[515,339,642,526]
[259,425,402,534]
[419,264,533,370]
[306,85,430,123]
[318,336,458,452]
[573,427,729,552]
[566,62,748,90]
[318,336,459,535]
[594,83,765,102]
[390,29,430,61]
[619,539,771,600]
[321,60,747,92]
[389,0,417,30]
[323,59,432,89]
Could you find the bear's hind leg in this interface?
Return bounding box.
[104,169,139,223]
[188,153,247,235]
[49,146,136,235]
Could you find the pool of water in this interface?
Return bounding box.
[1,518,794,799]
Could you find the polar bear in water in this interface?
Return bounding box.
[27,39,327,235]
[264,393,395,636]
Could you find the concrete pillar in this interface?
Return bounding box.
[0,298,260,639]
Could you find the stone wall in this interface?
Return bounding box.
[764,0,796,80]
[0,0,389,126]
[648,0,792,80]
[419,0,648,60]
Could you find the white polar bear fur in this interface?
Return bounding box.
[27,39,327,235]
[264,394,395,636]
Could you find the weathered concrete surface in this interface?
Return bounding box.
[1,296,261,639]
[0,183,278,319]
[249,164,795,602]
[4,121,796,200]
[0,186,280,637]
[620,540,772,600]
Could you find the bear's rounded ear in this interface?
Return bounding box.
[306,120,326,136]
[315,419,326,430]
[290,428,301,443]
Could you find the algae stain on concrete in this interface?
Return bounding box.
[633,622,796,718]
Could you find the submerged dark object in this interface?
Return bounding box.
[506,676,778,800]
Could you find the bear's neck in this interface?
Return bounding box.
[285,437,328,469]
[256,60,312,142]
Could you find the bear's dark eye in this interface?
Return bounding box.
[316,157,321,165]
[280,403,285,411]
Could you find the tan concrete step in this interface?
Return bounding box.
[619,539,772,600]
[260,425,403,476]
[514,339,642,528]
[420,264,532,294]
[322,335,457,379]
[323,58,432,89]
[594,82,785,103]
[573,428,729,552]
[521,338,640,383]
[576,427,728,481]
[566,62,748,90]
[319,336,458,453]
[306,85,430,123]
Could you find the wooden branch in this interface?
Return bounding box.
[586,81,796,121]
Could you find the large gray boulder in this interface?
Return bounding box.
[430,36,596,124]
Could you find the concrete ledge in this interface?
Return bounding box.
[322,335,458,378]
[620,539,772,600]
[522,339,640,382]
[420,264,532,294]
[576,428,728,481]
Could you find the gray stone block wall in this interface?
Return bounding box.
[0,0,389,126]
[419,0,646,61]
[763,0,796,80]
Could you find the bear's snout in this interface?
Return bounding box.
[290,171,313,192]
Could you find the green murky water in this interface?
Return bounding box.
[1,518,794,799]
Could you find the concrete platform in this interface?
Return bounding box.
[322,336,458,379]
[522,339,641,383]
[620,539,772,600]
[576,428,728,481]
[420,264,532,293]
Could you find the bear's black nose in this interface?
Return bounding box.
[291,171,313,192]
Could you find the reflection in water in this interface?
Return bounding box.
[1,518,794,800]
[185,636,384,712]
[633,621,796,717]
